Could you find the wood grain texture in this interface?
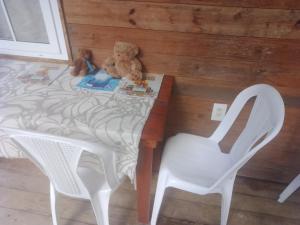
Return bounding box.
[141,76,174,141]
[110,0,300,10]
[63,0,300,39]
[1,159,300,225]
[61,0,300,184]
[68,24,300,64]
[136,141,154,223]
[137,75,173,223]
[71,47,300,97]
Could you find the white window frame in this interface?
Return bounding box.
[0,0,68,60]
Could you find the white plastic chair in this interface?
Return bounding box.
[1,128,123,225]
[278,174,300,203]
[151,84,285,225]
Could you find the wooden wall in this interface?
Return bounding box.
[61,0,300,183]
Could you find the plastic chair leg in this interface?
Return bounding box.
[90,190,111,225]
[278,174,300,203]
[151,173,168,225]
[50,183,58,225]
[220,179,234,225]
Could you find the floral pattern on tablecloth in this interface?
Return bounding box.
[0,59,155,181]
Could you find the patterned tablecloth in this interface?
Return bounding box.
[0,59,156,181]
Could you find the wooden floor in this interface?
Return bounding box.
[0,159,299,225]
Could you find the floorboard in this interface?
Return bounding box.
[0,159,299,225]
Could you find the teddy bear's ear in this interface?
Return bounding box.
[126,42,139,56]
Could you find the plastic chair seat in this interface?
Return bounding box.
[163,133,232,189]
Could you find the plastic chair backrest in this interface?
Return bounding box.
[1,128,119,198]
[210,84,285,189]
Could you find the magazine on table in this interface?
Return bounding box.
[117,73,164,98]
[76,69,120,92]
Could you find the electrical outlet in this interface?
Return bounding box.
[211,103,227,121]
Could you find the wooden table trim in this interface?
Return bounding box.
[136,75,174,224]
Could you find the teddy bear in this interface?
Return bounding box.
[102,41,143,81]
[71,49,97,76]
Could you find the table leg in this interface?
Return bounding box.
[136,141,156,224]
[153,142,163,173]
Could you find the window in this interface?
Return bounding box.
[0,0,68,60]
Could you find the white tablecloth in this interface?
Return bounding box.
[0,59,155,181]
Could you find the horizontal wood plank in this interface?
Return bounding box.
[68,23,300,64]
[109,0,300,10]
[63,0,300,39]
[1,159,300,202]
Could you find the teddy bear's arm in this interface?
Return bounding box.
[102,57,122,78]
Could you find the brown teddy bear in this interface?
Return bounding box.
[71,49,97,76]
[102,41,143,81]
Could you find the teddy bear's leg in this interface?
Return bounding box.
[71,59,84,76]
[125,68,140,81]
[79,64,88,76]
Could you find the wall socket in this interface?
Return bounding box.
[211,103,227,121]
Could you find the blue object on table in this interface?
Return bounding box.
[77,70,120,91]
[85,59,97,75]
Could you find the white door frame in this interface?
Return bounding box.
[0,0,68,60]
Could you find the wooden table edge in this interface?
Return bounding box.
[137,75,174,224]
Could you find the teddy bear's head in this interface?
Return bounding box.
[113,41,139,61]
[79,49,93,60]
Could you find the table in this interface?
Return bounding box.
[0,59,174,224]
[137,75,174,224]
[0,59,157,180]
